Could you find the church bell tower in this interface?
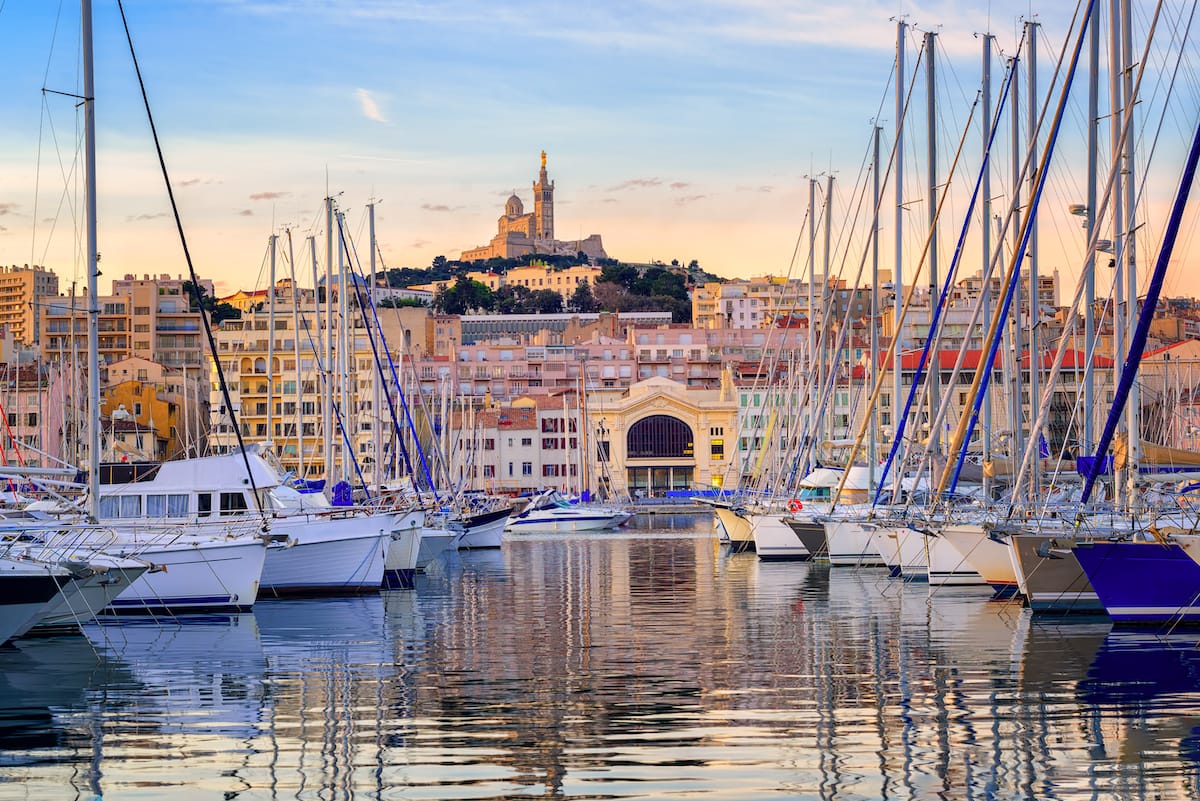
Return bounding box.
[533,150,555,241]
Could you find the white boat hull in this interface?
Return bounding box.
[824,519,885,566]
[926,531,986,586]
[385,510,426,588]
[260,514,391,595]
[870,526,904,577]
[457,509,511,549]
[383,526,421,589]
[0,558,69,644]
[712,506,755,553]
[415,527,455,572]
[748,512,809,561]
[505,511,628,534]
[939,524,1017,592]
[894,526,929,580]
[103,536,267,613]
[33,562,150,629]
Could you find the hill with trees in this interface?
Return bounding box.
[401,255,721,323]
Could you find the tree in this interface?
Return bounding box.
[182,279,241,322]
[493,284,532,314]
[600,263,639,289]
[567,281,598,313]
[530,289,564,314]
[211,302,241,323]
[432,276,494,314]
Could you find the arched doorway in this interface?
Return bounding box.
[626,415,694,496]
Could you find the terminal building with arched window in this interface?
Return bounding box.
[588,375,738,498]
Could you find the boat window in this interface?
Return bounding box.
[146,494,167,517]
[168,494,189,517]
[99,496,120,518]
[120,496,142,518]
[220,492,249,515]
[198,493,213,517]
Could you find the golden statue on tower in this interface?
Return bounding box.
[541,150,547,169]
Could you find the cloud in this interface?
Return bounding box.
[127,212,169,222]
[0,203,16,216]
[179,178,202,187]
[674,195,707,206]
[411,239,430,249]
[356,88,386,123]
[250,191,288,201]
[607,178,662,191]
[0,226,6,232]
[238,209,254,217]
[670,182,691,190]
[421,203,457,212]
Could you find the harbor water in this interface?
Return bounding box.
[1,513,1198,800]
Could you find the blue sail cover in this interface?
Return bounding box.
[1075,455,1111,478]
[331,480,354,506]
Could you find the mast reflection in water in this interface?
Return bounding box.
[0,513,1198,799]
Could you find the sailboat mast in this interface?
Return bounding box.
[82,0,100,517]
[1008,51,1024,478]
[1084,4,1099,453]
[869,124,881,489]
[323,198,335,484]
[807,177,817,475]
[1027,20,1041,493]
[1109,0,1126,504]
[1121,0,1139,501]
[823,174,833,448]
[981,34,993,498]
[368,202,381,489]
[309,235,323,479]
[267,234,277,453]
[893,19,905,489]
[925,30,940,457]
[287,230,304,478]
[563,393,570,493]
[337,211,350,484]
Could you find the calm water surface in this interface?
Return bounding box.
[1,513,1198,800]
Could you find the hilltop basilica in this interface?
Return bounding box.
[460,152,608,263]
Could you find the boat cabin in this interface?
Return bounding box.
[95,448,282,522]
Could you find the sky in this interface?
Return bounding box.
[1,1,1198,299]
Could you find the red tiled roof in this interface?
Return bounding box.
[876,348,1115,371]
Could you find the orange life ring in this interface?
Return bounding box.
[788,499,803,513]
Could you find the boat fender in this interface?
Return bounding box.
[788,499,803,513]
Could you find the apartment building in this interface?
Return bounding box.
[0,265,58,345]
[39,273,214,370]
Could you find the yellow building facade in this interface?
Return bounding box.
[586,374,739,498]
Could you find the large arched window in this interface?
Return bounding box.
[627,415,693,458]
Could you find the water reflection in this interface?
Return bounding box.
[0,514,1199,799]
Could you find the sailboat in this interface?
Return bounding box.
[16,0,277,615]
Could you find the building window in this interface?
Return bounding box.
[522,462,532,476]
[711,438,724,459]
[627,415,694,458]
